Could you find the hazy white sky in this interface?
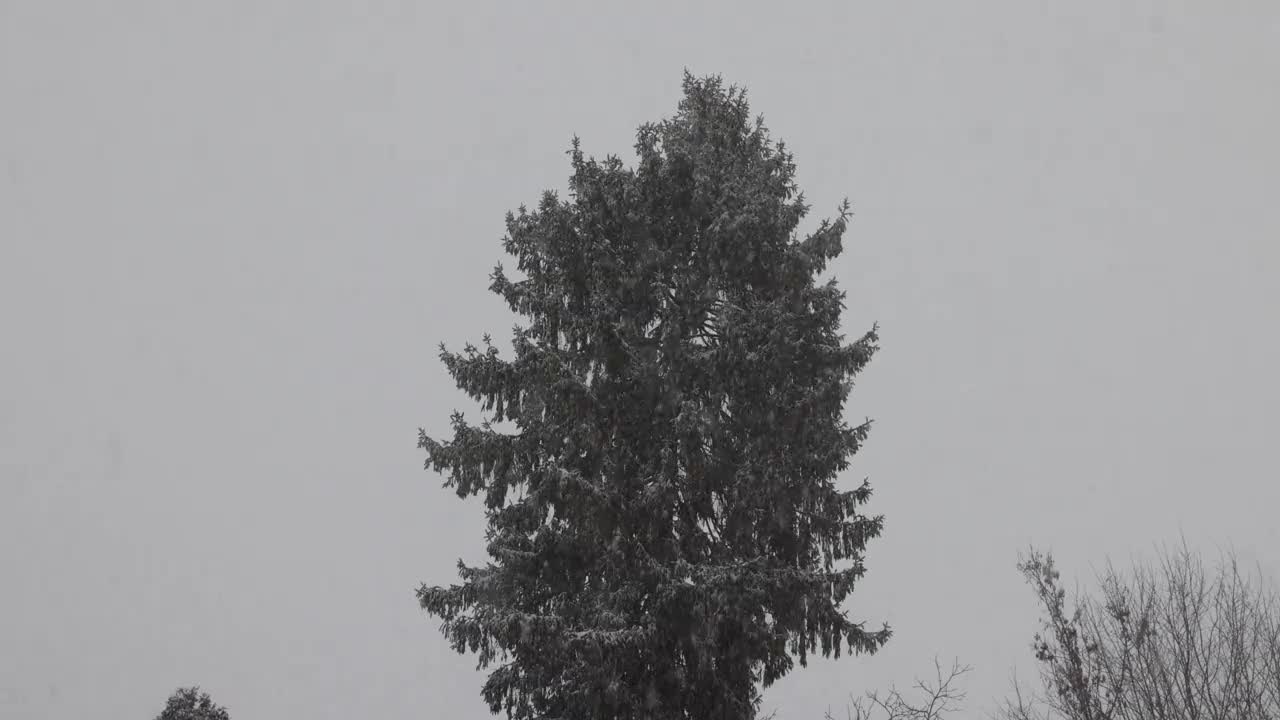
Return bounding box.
[2,2,1278,718]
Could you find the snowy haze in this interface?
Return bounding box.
[2,2,1278,718]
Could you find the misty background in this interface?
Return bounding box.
[2,2,1278,718]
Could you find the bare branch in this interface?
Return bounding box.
[999,542,1280,720]
[829,656,973,720]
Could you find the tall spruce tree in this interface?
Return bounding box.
[419,73,888,720]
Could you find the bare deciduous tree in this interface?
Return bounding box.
[997,540,1280,720]
[785,657,970,720]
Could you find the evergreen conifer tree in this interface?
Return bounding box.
[154,687,231,720]
[419,72,888,720]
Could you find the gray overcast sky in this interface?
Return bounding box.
[2,2,1278,718]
